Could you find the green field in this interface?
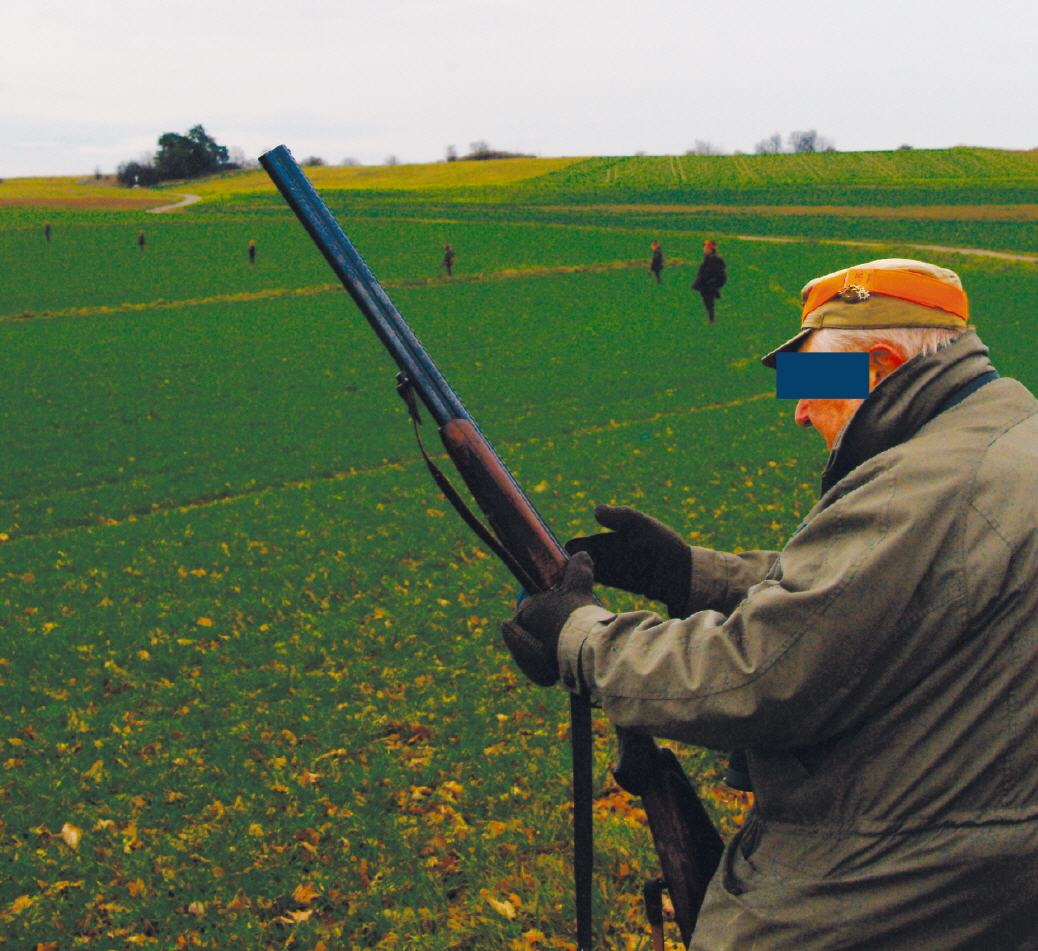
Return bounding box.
[3,150,1038,949]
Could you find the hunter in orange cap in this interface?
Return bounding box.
[692,240,726,322]
[650,240,664,284]
[504,251,1038,948]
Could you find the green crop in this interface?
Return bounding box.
[2,167,1038,948]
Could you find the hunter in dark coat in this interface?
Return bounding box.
[650,240,664,284]
[692,240,726,323]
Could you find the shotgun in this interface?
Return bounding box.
[259,145,723,948]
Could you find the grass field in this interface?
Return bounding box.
[3,150,1038,949]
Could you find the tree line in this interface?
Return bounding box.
[685,129,837,157]
[114,127,849,187]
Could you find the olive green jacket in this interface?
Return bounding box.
[558,333,1038,949]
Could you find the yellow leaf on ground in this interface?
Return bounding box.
[8,894,34,915]
[440,780,463,799]
[480,888,517,920]
[83,759,104,781]
[225,894,251,913]
[277,908,314,924]
[292,882,321,906]
[59,822,82,850]
[196,617,213,627]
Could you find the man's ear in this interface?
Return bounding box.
[868,344,906,388]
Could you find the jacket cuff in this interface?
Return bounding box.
[688,545,731,613]
[557,604,615,698]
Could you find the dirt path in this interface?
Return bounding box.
[1,258,695,324]
[147,193,201,214]
[735,234,1038,264]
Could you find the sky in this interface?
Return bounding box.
[3,0,1036,177]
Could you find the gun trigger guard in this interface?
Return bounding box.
[395,371,422,426]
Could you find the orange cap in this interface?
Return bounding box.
[761,258,970,368]
[802,267,968,323]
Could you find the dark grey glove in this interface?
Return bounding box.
[565,504,692,618]
[501,552,595,687]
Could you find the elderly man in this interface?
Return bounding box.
[501,259,1038,948]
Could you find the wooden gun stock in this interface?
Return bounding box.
[615,732,724,945]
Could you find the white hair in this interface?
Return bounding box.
[810,326,965,362]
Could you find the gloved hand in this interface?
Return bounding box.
[501,551,595,687]
[565,504,692,618]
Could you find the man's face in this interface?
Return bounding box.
[793,333,904,451]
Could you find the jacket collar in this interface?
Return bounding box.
[820,332,997,495]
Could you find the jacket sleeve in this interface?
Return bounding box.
[687,547,779,616]
[557,464,964,751]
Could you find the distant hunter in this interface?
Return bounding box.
[691,240,726,323]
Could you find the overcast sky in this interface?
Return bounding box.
[3,0,1036,177]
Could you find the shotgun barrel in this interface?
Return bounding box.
[259,145,595,948]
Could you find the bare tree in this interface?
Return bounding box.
[228,146,255,169]
[687,140,722,156]
[340,156,359,166]
[754,133,783,154]
[459,142,533,161]
[445,145,457,162]
[301,155,326,167]
[384,155,399,166]
[787,130,835,153]
[788,130,817,153]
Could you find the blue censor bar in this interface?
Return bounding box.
[775,352,871,399]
